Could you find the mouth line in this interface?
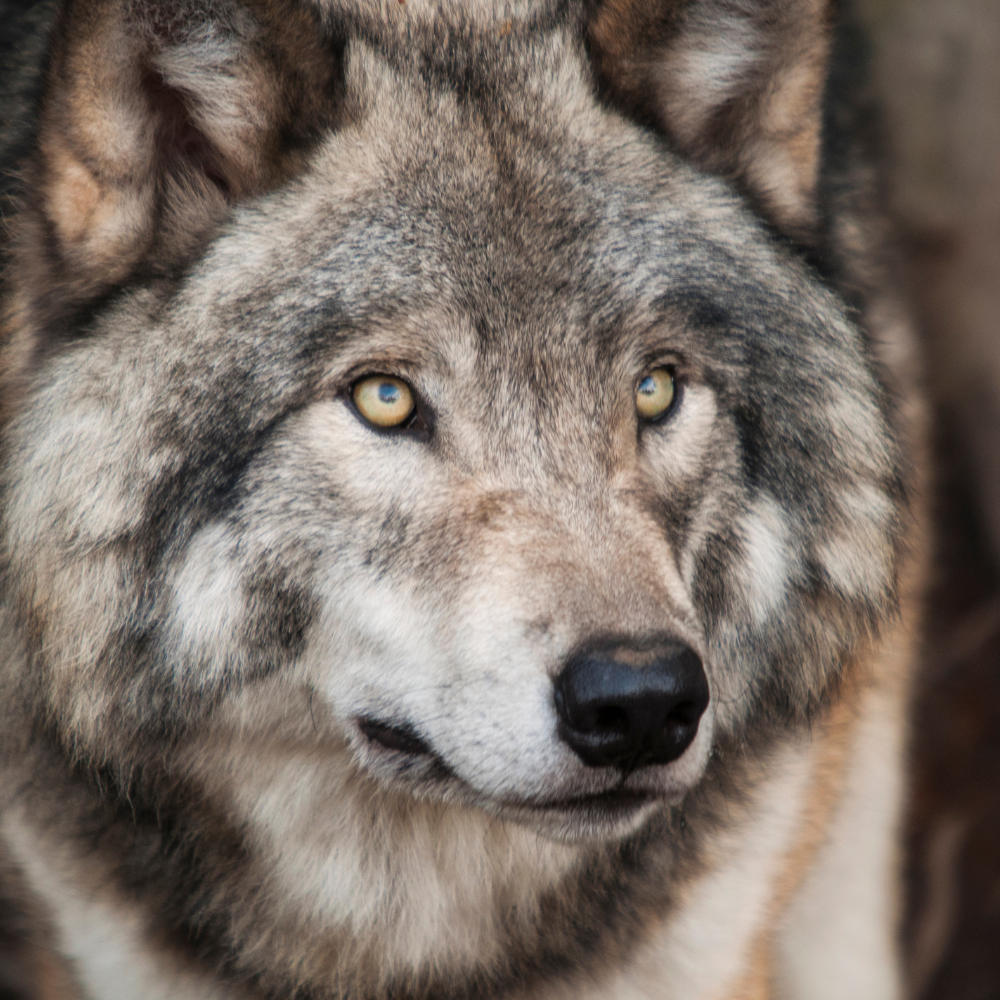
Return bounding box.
[356,716,436,757]
[503,787,657,814]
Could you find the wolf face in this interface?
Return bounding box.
[0,0,906,994]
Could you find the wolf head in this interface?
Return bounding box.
[1,0,904,991]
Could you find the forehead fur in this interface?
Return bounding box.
[203,23,831,336]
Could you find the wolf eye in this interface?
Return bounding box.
[352,375,416,428]
[636,368,676,421]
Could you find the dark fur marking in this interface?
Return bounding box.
[242,571,318,661]
[733,401,767,490]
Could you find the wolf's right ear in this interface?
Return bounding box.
[25,0,336,309]
[588,0,835,242]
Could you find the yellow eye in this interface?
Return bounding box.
[636,367,676,421]
[352,375,416,428]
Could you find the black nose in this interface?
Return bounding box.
[554,640,709,771]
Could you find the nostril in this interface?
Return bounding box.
[594,705,629,734]
[667,700,701,727]
[554,639,709,770]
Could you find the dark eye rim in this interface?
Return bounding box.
[345,374,433,440]
[637,365,682,425]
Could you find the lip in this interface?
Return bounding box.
[496,787,666,842]
[502,787,659,822]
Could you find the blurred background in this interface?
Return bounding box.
[1,0,999,997]
[857,0,1000,996]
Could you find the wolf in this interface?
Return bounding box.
[0,0,925,997]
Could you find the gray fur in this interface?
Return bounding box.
[0,2,914,998]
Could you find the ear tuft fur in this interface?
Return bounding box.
[20,0,337,318]
[589,0,834,241]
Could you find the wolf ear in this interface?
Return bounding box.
[589,0,834,241]
[30,0,335,306]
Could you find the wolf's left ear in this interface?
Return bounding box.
[589,0,834,240]
[24,0,336,312]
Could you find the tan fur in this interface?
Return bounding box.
[0,2,924,997]
[25,948,81,1000]
[589,0,833,240]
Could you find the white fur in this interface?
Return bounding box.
[740,496,794,625]
[167,521,246,682]
[773,680,906,1000]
